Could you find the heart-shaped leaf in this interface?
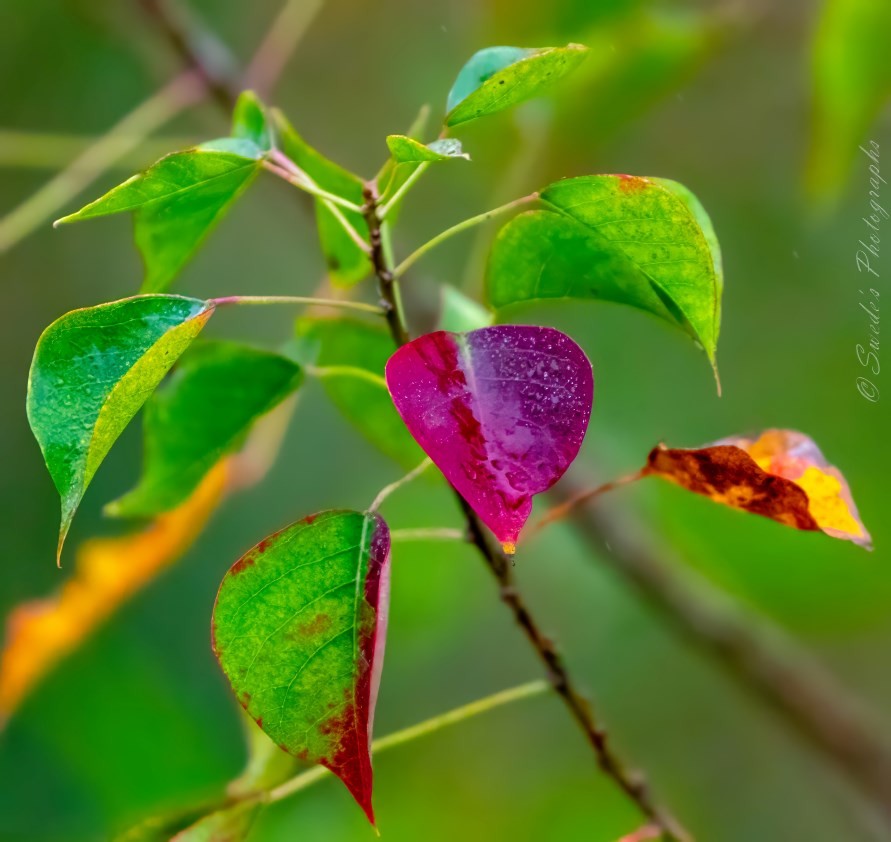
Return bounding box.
[107,340,303,519]
[297,317,424,468]
[385,326,593,551]
[488,175,723,380]
[385,135,470,163]
[645,429,872,548]
[212,510,391,825]
[55,141,265,293]
[445,44,589,127]
[272,110,371,286]
[27,295,215,561]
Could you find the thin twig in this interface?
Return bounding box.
[369,458,433,512]
[378,162,429,219]
[389,527,466,543]
[362,184,688,842]
[530,469,645,536]
[393,193,539,279]
[268,680,549,803]
[0,71,204,253]
[210,295,383,315]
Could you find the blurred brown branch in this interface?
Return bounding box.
[549,475,891,830]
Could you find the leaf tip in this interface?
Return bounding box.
[501,541,517,555]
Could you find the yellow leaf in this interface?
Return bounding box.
[0,461,229,724]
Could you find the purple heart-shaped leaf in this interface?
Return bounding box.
[385,326,593,550]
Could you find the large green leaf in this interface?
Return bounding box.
[272,110,371,286]
[55,139,264,293]
[107,340,302,519]
[487,175,722,372]
[807,0,891,200]
[445,43,588,127]
[213,510,391,825]
[297,317,423,467]
[26,295,215,560]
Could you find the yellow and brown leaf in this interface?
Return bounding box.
[645,429,871,548]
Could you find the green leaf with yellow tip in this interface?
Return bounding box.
[107,340,303,519]
[445,44,589,127]
[55,141,264,293]
[26,294,215,561]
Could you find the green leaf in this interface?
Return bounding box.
[26,295,214,561]
[232,90,273,151]
[297,317,423,468]
[807,0,891,201]
[106,340,302,519]
[385,135,470,163]
[438,285,493,333]
[272,109,371,286]
[55,143,264,293]
[213,510,391,825]
[487,175,722,374]
[445,43,589,127]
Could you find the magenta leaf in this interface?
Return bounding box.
[212,510,391,825]
[385,326,593,551]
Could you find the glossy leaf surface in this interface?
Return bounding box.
[56,141,264,292]
[445,43,588,127]
[108,340,303,518]
[27,295,214,559]
[273,110,370,286]
[297,317,423,468]
[386,326,593,550]
[488,175,722,371]
[645,430,872,548]
[213,510,391,824]
[385,135,470,163]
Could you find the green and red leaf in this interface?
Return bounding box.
[212,510,391,824]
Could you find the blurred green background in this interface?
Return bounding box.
[1,0,890,840]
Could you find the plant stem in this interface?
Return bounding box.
[530,469,646,536]
[378,162,430,220]
[210,295,384,315]
[362,182,688,842]
[369,458,433,512]
[393,193,539,279]
[265,151,365,213]
[306,365,388,388]
[268,680,549,803]
[390,527,466,543]
[0,71,204,253]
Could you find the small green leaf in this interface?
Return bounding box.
[213,510,391,825]
[26,295,214,561]
[439,285,493,333]
[232,90,273,151]
[297,317,423,468]
[55,144,264,292]
[386,135,470,163]
[445,43,588,127]
[487,175,722,373]
[272,109,371,286]
[107,340,302,519]
[807,0,891,201]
